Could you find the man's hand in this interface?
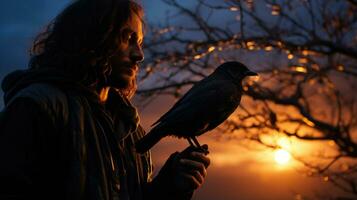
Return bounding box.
[144,144,210,199]
[172,144,210,193]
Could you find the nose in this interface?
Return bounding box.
[130,44,144,63]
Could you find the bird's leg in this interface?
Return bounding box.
[187,137,196,147]
[192,136,201,148]
[192,136,209,155]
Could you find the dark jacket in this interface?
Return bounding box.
[0,69,191,200]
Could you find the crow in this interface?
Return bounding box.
[135,61,258,154]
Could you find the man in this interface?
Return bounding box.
[0,0,210,199]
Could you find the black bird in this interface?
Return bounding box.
[135,61,258,153]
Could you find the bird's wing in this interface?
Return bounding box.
[151,76,215,126]
[153,80,239,132]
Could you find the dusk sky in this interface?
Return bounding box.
[0,1,355,200]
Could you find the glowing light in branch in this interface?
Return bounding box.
[229,7,239,11]
[337,65,344,71]
[292,66,307,73]
[271,4,281,15]
[264,46,273,51]
[208,46,215,53]
[298,58,308,64]
[302,117,315,127]
[246,41,255,50]
[323,176,329,182]
[194,54,203,60]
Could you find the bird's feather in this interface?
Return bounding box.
[151,73,223,126]
[153,80,239,136]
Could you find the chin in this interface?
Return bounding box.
[108,74,137,98]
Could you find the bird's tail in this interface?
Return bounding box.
[135,127,164,154]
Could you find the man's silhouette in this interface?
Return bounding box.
[0,0,210,199]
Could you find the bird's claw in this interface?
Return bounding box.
[187,137,209,155]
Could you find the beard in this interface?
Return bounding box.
[106,66,138,99]
[106,51,140,99]
[119,76,137,99]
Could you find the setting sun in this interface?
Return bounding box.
[274,149,291,165]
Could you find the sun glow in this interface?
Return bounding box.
[274,149,291,165]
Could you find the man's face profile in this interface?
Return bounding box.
[108,13,144,92]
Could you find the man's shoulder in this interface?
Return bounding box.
[7,83,69,120]
[8,83,67,107]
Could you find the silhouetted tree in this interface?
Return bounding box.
[137,0,357,198]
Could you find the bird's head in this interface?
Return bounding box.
[216,61,258,81]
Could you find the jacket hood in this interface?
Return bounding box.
[2,68,77,106]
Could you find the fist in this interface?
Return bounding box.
[172,144,210,192]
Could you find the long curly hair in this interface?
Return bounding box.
[29,0,144,96]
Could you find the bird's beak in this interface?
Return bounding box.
[244,70,258,76]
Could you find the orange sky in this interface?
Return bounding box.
[135,94,355,200]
